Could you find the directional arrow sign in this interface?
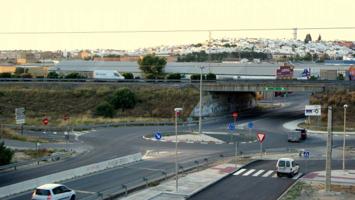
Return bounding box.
[256,132,265,143]
[154,132,162,140]
[228,123,235,131]
[248,122,254,129]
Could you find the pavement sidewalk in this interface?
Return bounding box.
[302,170,355,185]
[119,163,238,200]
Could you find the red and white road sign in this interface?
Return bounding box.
[256,132,265,143]
[232,112,238,119]
[42,118,49,125]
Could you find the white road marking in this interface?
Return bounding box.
[234,168,247,175]
[252,169,265,177]
[243,169,256,176]
[262,170,274,177]
[272,173,278,178]
[292,173,303,180]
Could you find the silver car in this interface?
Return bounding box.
[32,184,76,200]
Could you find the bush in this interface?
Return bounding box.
[166,73,182,80]
[0,73,12,78]
[21,73,33,78]
[65,73,85,79]
[94,101,115,118]
[109,88,137,111]
[47,71,59,79]
[190,74,206,80]
[0,142,14,165]
[206,73,216,80]
[122,72,134,79]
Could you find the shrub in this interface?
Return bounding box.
[0,73,12,78]
[0,142,14,165]
[21,73,33,78]
[94,101,115,118]
[206,73,216,80]
[122,72,134,79]
[109,88,137,111]
[166,73,182,80]
[190,74,206,80]
[47,71,59,79]
[65,73,85,79]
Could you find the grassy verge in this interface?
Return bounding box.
[299,122,355,132]
[280,181,313,200]
[0,127,50,143]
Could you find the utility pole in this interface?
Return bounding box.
[325,106,333,192]
[198,66,205,134]
[174,108,182,192]
[343,104,348,170]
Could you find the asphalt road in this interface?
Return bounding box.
[189,159,355,200]
[2,92,355,200]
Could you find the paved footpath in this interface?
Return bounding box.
[302,170,355,185]
[119,163,238,200]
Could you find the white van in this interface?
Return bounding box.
[276,158,299,178]
[93,70,125,81]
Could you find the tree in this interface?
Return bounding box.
[304,34,312,44]
[0,142,14,165]
[190,74,206,80]
[317,34,322,42]
[122,72,134,79]
[47,71,59,79]
[109,88,137,111]
[94,101,115,118]
[137,54,167,79]
[14,67,28,75]
[21,73,32,78]
[0,73,12,78]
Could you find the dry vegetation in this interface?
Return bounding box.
[0,83,199,126]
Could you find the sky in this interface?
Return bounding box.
[0,0,354,50]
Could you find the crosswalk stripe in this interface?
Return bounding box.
[262,170,274,177]
[234,168,247,175]
[243,169,256,176]
[252,169,265,177]
[292,173,303,180]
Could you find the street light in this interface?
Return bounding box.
[343,104,348,170]
[198,66,205,135]
[174,107,183,192]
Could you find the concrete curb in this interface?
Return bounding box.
[0,153,142,198]
[142,135,225,145]
[186,159,260,198]
[283,119,355,134]
[276,178,302,200]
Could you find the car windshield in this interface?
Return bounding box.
[278,160,286,167]
[35,189,50,196]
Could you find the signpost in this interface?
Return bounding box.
[303,150,310,174]
[154,132,162,140]
[256,132,266,158]
[42,118,49,126]
[15,108,25,134]
[248,122,254,135]
[305,105,321,116]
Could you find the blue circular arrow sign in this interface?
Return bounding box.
[248,122,254,129]
[228,123,235,131]
[154,132,162,140]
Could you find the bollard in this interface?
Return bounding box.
[143,177,148,188]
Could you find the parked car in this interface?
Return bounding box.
[296,128,307,140]
[276,158,299,178]
[32,184,76,200]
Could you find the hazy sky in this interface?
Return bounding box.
[1,0,354,50]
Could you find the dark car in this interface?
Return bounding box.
[296,128,307,140]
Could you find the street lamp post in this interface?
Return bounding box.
[199,66,205,135]
[343,104,348,170]
[174,107,183,192]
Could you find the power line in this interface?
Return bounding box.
[0,27,354,35]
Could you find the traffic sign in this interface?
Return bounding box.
[248,122,254,129]
[305,105,321,116]
[232,112,238,119]
[42,118,49,125]
[264,87,287,91]
[15,107,25,124]
[154,132,162,140]
[256,132,265,143]
[303,151,310,159]
[228,123,235,131]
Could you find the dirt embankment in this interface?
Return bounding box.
[0,83,199,125]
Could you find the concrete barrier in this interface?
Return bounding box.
[0,153,142,198]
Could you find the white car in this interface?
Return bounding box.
[32,184,76,200]
[276,158,299,178]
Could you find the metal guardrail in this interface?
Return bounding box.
[0,153,71,171]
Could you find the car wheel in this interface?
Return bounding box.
[70,195,76,200]
[288,172,294,178]
[277,172,281,177]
